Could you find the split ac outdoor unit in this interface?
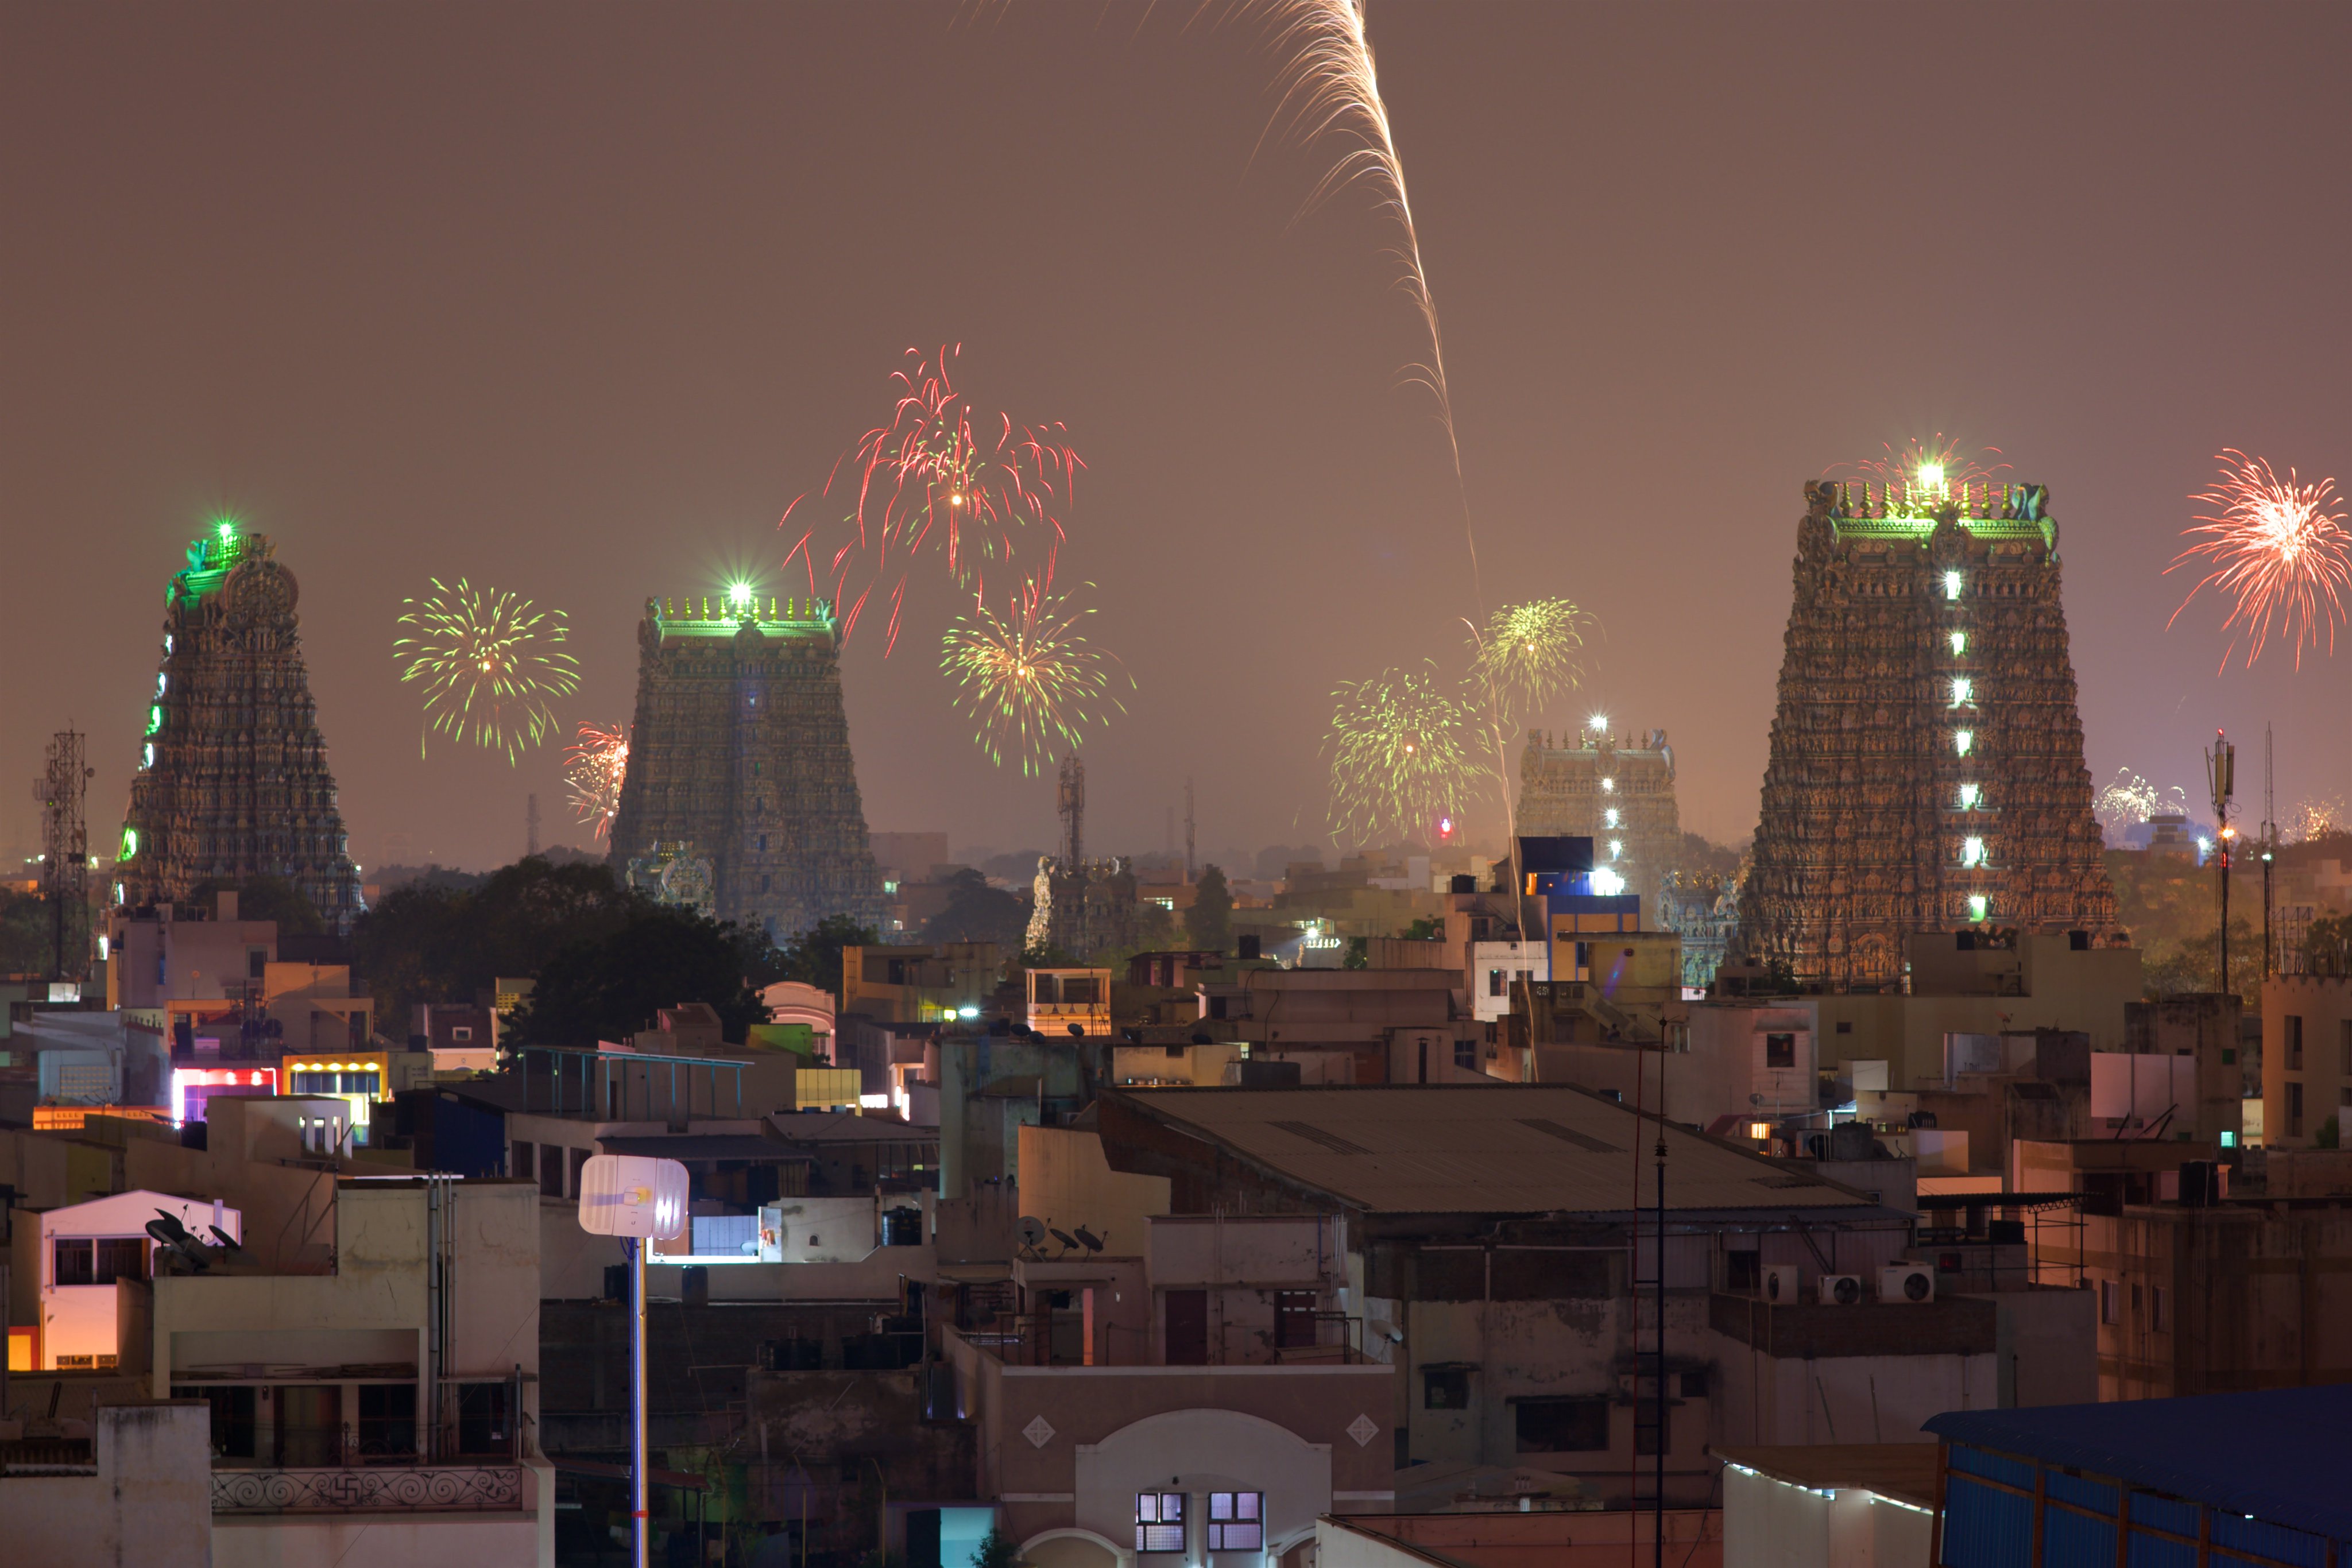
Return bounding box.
[1817,1274,1863,1306]
[1878,1263,1935,1304]
[1761,1264,1801,1304]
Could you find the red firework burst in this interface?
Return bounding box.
[782,347,1077,653]
[1840,433,2011,490]
[564,722,629,839]
[2168,450,2352,671]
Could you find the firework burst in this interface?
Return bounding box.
[2287,796,2347,844]
[2094,768,2188,838]
[1467,598,1591,725]
[1324,661,1484,849]
[784,347,1078,654]
[564,721,629,840]
[2168,450,2352,671]
[393,579,579,763]
[941,579,1130,777]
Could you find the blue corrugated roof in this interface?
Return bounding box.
[1926,1385,2352,1543]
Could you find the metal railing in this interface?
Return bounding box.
[211,1465,524,1513]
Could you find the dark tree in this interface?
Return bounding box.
[1186,864,1232,952]
[923,869,1028,948]
[189,874,326,937]
[776,913,881,997]
[506,903,769,1046]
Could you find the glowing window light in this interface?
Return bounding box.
[1968,894,1989,921]
[1588,713,1608,732]
[728,582,754,611]
[155,672,168,697]
[1944,571,1963,600]
[1601,777,1615,793]
[1958,783,1980,809]
[1961,836,1986,868]
[1949,631,1967,656]
[146,704,163,735]
[1949,677,1973,707]
[1589,867,1626,895]
[120,827,138,859]
[1609,839,1624,860]
[1954,730,1974,756]
[142,743,154,769]
[1918,461,1945,493]
[1603,808,1620,828]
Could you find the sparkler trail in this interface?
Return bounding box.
[941,578,1131,777]
[783,347,1077,655]
[1323,660,1484,849]
[564,721,629,840]
[2168,450,2352,671]
[393,579,579,764]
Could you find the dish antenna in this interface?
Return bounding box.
[1015,1216,1049,1258]
[1048,1226,1081,1256]
[1073,1226,1105,1255]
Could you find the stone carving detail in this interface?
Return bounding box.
[608,596,883,940]
[1515,726,1680,916]
[119,531,364,934]
[1735,481,2115,988]
[211,1465,524,1513]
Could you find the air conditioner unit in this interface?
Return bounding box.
[1878,1263,1935,1304]
[1761,1264,1801,1304]
[1817,1273,1863,1306]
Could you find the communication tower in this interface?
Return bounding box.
[34,730,93,981]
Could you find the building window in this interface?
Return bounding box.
[2286,1015,2305,1070]
[569,1147,590,1195]
[2100,1280,2120,1324]
[1515,1396,1610,1453]
[357,1383,418,1457]
[512,1141,535,1182]
[454,1383,514,1457]
[54,1237,148,1287]
[1488,969,1504,997]
[1135,1493,1185,1553]
[1726,1249,1760,1292]
[450,1025,473,1042]
[1425,1367,1471,1409]
[1454,1039,1477,1071]
[1835,1021,1852,1035]
[1636,1406,1670,1456]
[171,1384,257,1459]
[540,1145,566,1198]
[2151,1288,2169,1333]
[2288,1081,2304,1139]
[1765,1033,1796,1069]
[1208,1492,1262,1551]
[1274,1291,1317,1348]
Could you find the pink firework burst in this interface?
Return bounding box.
[563,721,629,839]
[2168,450,2352,671]
[782,347,1077,654]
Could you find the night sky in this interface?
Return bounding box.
[6,3,2349,874]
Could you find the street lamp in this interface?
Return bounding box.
[579,1155,690,1568]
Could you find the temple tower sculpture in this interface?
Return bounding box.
[1737,476,2115,987]
[118,526,365,934]
[608,590,883,940]
[1515,725,1681,917]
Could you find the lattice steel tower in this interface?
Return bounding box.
[35,731,93,979]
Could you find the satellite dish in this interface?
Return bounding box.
[1048,1227,1080,1255]
[1067,1023,1084,1038]
[1016,1216,1049,1255]
[1073,1226,1104,1254]
[1190,1032,1213,1046]
[208,1225,242,1252]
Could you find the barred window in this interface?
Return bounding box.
[1136,1492,1184,1553]
[1208,1492,1262,1551]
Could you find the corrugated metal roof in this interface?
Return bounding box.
[1926,1386,2352,1542]
[1114,1085,1875,1215]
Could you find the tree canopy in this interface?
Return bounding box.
[922,868,1029,948]
[505,901,771,1046]
[772,913,880,997]
[1185,864,1233,952]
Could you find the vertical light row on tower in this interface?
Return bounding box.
[1944,565,1990,924]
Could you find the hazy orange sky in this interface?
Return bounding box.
[6,2,2348,873]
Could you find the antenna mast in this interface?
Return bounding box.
[1183,776,1196,885]
[2262,726,2277,979]
[2207,730,2236,996]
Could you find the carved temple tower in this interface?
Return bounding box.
[1737,476,2115,987]
[118,526,365,934]
[608,591,883,941]
[1515,725,1681,917]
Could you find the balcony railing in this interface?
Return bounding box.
[211,1465,524,1513]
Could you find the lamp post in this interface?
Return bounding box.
[579,1154,690,1568]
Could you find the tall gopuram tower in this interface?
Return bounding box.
[1737,475,2115,988]
[608,588,884,941]
[119,525,365,934]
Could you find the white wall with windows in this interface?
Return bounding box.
[1074,1408,1332,1568]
